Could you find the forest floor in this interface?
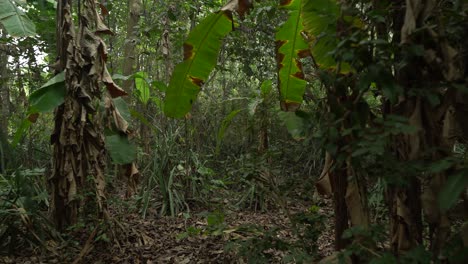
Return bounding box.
[0,196,335,264]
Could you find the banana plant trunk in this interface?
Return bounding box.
[50,0,111,230]
[387,0,466,256]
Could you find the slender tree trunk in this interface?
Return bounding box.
[0,29,9,174]
[329,166,350,250]
[118,0,142,197]
[0,29,10,137]
[161,14,173,84]
[384,1,423,254]
[122,0,141,96]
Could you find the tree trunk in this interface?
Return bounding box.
[387,0,466,256]
[0,28,9,137]
[50,0,117,230]
[330,166,350,250]
[119,0,142,197]
[161,14,173,84]
[122,0,141,96]
[0,29,9,174]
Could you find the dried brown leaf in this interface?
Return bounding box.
[316,152,333,197]
[103,67,128,98]
[221,0,253,19]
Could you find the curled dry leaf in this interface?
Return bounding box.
[124,163,140,198]
[316,152,333,197]
[103,67,128,98]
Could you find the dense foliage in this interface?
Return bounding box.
[0,0,467,263]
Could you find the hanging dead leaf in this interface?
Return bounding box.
[221,0,253,19]
[28,113,40,123]
[99,3,109,16]
[316,152,333,197]
[103,67,128,98]
[345,172,369,227]
[124,162,140,198]
[94,5,113,33]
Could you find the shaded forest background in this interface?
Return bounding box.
[0,0,467,263]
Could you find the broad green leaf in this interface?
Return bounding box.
[302,0,351,72]
[278,111,307,140]
[151,97,164,111]
[0,0,36,37]
[29,72,65,113]
[216,109,242,154]
[276,0,309,111]
[105,133,137,164]
[134,71,150,105]
[401,245,432,264]
[438,171,468,212]
[11,118,32,148]
[260,79,273,97]
[152,80,167,92]
[113,97,131,122]
[206,211,224,226]
[427,157,457,174]
[164,11,233,118]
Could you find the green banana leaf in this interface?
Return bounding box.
[134,71,151,105]
[260,79,273,97]
[113,97,132,122]
[302,0,351,72]
[105,132,137,164]
[26,72,137,164]
[0,0,36,37]
[164,11,233,118]
[438,171,468,212]
[29,72,65,113]
[16,72,65,147]
[275,0,309,112]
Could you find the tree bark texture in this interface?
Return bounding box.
[119,0,142,197]
[387,0,467,256]
[0,29,10,137]
[122,0,142,96]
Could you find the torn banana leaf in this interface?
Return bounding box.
[302,0,351,72]
[276,0,309,112]
[164,11,233,118]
